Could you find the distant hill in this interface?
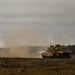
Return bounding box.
[0,45,75,58]
[67,45,75,54]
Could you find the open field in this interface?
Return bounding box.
[0,58,75,75]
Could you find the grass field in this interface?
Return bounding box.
[0,58,74,75]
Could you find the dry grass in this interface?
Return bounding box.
[0,58,74,75]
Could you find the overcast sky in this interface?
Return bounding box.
[0,0,75,47]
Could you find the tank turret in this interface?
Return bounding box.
[41,45,72,58]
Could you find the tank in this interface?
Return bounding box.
[41,45,72,58]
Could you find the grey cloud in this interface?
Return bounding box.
[0,0,74,46]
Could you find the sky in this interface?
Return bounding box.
[0,0,75,47]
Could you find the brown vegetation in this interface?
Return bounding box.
[0,58,74,75]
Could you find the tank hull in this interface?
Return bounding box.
[42,55,71,58]
[42,52,72,58]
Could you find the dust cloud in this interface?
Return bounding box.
[3,25,50,47]
[1,25,48,58]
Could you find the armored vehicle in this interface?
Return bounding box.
[41,45,72,58]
